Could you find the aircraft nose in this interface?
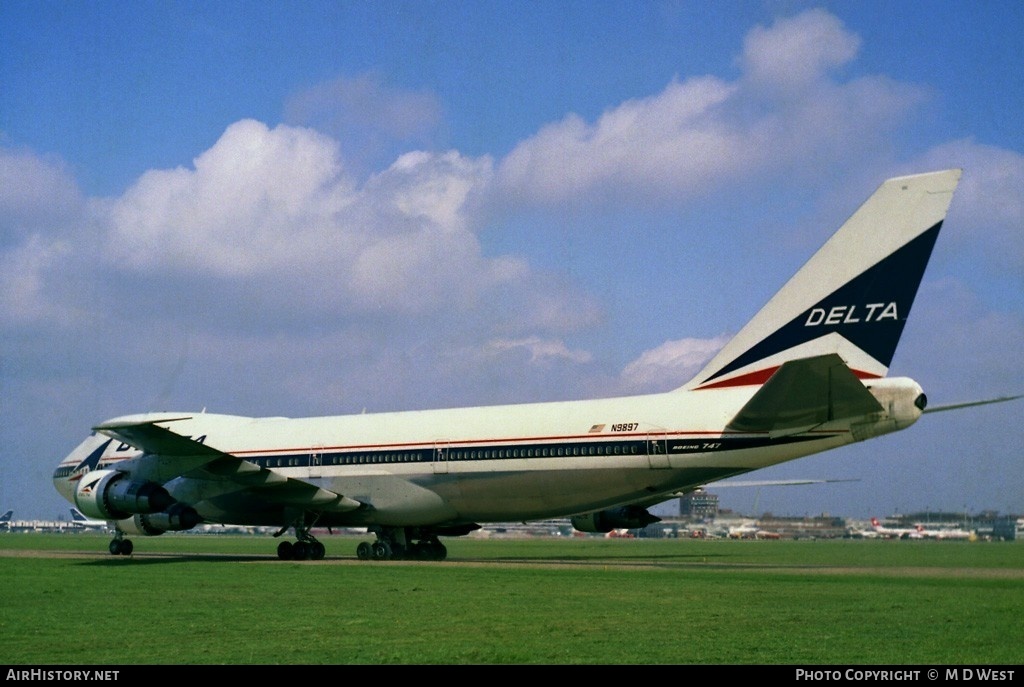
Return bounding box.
[52,459,77,502]
[52,434,113,502]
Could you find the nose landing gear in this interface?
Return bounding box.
[108,532,133,556]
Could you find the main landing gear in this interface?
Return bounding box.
[275,519,326,560]
[354,526,447,561]
[276,538,325,560]
[271,517,449,562]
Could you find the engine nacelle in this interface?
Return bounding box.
[73,469,175,520]
[116,504,202,537]
[571,506,660,534]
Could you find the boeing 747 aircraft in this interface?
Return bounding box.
[68,507,112,531]
[51,169,1017,560]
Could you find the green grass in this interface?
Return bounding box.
[2,533,1022,665]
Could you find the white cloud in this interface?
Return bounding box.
[100,120,535,318]
[497,77,739,203]
[0,147,93,325]
[739,8,860,92]
[618,336,730,393]
[916,140,1024,271]
[0,147,83,239]
[377,150,489,231]
[107,119,355,276]
[496,8,923,205]
[484,336,593,365]
[0,234,71,324]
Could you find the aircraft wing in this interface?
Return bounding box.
[725,353,883,437]
[95,416,221,457]
[93,418,363,512]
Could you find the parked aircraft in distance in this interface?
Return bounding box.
[726,521,760,539]
[845,521,880,539]
[0,513,71,533]
[722,520,783,540]
[68,507,111,531]
[871,517,925,539]
[913,523,974,540]
[51,169,1020,560]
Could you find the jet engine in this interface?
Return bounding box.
[73,469,174,520]
[116,503,201,536]
[571,505,660,533]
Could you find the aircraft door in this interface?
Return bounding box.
[432,441,449,474]
[309,446,324,479]
[646,431,670,469]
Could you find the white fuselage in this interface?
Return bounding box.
[54,379,921,529]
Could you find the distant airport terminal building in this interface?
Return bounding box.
[993,516,1024,541]
[677,489,718,519]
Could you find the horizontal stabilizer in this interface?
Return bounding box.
[726,354,882,436]
[923,395,1023,414]
[707,478,861,488]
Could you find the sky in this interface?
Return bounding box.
[2,1,1022,523]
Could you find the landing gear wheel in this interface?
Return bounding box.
[356,541,372,560]
[427,540,446,561]
[371,540,392,560]
[108,539,133,556]
[281,515,327,561]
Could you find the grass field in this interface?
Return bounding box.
[2,532,1022,665]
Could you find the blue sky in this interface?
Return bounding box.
[2,1,1022,522]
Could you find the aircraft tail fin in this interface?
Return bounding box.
[70,508,87,522]
[682,169,962,391]
[0,510,11,523]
